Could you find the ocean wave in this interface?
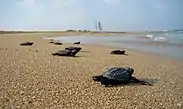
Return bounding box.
[146,34,167,41]
[164,33,168,36]
[154,36,167,41]
[146,34,154,39]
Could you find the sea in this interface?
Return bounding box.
[44,30,183,60]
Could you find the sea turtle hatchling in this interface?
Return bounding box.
[20,42,34,46]
[52,47,82,57]
[92,67,152,86]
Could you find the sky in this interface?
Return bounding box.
[0,0,183,31]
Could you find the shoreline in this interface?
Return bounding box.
[44,34,183,61]
[80,43,183,63]
[0,32,183,108]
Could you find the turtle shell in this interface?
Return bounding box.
[55,49,80,56]
[20,42,34,46]
[103,67,134,81]
[65,47,82,51]
[52,50,70,56]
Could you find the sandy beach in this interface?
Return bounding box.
[0,32,183,109]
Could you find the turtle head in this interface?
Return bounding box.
[125,67,134,76]
[92,75,103,82]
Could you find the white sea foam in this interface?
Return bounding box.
[154,36,166,41]
[146,34,154,39]
[165,33,168,36]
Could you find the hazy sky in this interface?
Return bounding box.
[0,0,182,31]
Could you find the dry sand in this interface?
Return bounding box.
[0,32,183,109]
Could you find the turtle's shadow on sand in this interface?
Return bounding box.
[140,78,159,84]
[111,53,128,56]
[103,78,159,87]
[123,53,128,56]
[53,55,83,58]
[80,50,91,53]
[73,56,83,58]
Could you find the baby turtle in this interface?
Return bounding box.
[74,42,80,44]
[92,67,152,87]
[49,39,55,43]
[54,42,62,45]
[110,50,125,55]
[52,47,82,57]
[49,41,55,43]
[52,50,72,56]
[65,47,82,51]
[20,42,34,46]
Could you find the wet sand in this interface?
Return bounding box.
[0,32,183,109]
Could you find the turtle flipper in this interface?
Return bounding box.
[92,76,113,87]
[100,77,114,87]
[131,77,152,86]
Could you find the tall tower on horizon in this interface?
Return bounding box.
[98,22,102,32]
[95,21,102,32]
[95,21,98,31]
